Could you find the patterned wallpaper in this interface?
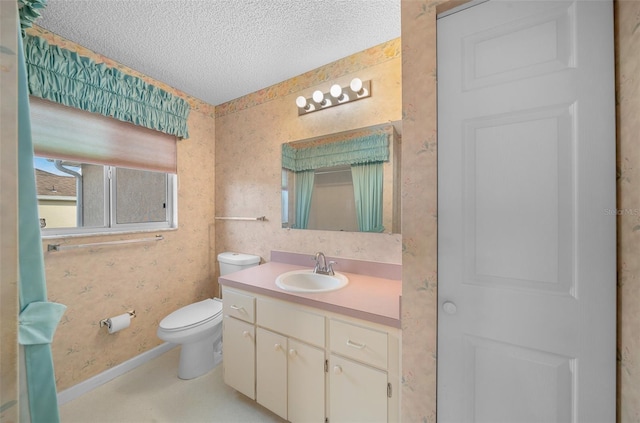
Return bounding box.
[25,28,218,392]
[45,109,216,392]
[28,29,402,393]
[214,40,403,266]
[400,1,440,421]
[42,107,216,392]
[615,1,640,421]
[0,2,635,422]
[399,0,640,422]
[215,38,401,118]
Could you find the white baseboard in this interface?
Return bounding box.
[57,342,177,406]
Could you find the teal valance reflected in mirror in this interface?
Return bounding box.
[282,123,401,234]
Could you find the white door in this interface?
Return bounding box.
[437,1,616,422]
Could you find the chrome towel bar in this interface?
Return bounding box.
[214,216,266,221]
[47,235,164,252]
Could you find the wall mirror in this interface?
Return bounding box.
[281,123,401,234]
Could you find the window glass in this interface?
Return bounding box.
[34,157,175,235]
[115,168,168,224]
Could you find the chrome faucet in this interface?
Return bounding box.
[312,252,335,275]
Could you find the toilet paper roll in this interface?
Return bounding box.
[107,313,131,334]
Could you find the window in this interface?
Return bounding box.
[35,158,177,236]
[30,97,179,237]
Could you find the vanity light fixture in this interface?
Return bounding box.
[296,78,371,116]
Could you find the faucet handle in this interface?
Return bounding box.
[327,261,337,275]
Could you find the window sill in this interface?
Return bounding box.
[41,226,178,240]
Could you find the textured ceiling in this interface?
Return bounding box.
[37,0,401,106]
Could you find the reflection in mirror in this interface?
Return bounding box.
[282,123,401,233]
[309,165,358,231]
[34,157,175,235]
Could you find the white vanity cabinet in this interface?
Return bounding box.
[221,286,400,423]
[222,289,256,400]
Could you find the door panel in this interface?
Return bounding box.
[222,317,255,400]
[437,1,616,422]
[329,355,387,423]
[463,336,573,423]
[462,2,575,91]
[256,328,288,420]
[464,105,576,294]
[288,339,325,423]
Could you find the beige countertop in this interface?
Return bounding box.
[219,261,402,328]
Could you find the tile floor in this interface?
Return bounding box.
[59,347,286,423]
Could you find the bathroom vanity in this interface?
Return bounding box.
[219,252,401,423]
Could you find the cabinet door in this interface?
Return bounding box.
[222,317,255,400]
[256,328,288,420]
[288,339,325,423]
[329,354,387,423]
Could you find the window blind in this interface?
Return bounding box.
[30,96,177,174]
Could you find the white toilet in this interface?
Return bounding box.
[157,252,260,379]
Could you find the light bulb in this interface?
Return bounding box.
[296,96,308,109]
[312,90,325,104]
[350,78,364,94]
[330,84,343,99]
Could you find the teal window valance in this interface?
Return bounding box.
[23,34,190,139]
[18,0,47,34]
[282,133,389,172]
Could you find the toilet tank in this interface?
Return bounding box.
[217,252,261,276]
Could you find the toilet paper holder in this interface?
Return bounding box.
[100,310,136,329]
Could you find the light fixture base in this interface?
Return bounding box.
[297,79,371,116]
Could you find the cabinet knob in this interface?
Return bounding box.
[288,349,297,358]
[242,330,250,338]
[333,365,342,375]
[274,343,282,351]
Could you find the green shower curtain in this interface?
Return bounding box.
[17,9,67,423]
[294,170,315,229]
[351,163,385,233]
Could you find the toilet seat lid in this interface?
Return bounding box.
[159,299,222,330]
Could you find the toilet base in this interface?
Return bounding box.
[177,335,222,380]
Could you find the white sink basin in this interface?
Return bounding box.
[275,270,349,293]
